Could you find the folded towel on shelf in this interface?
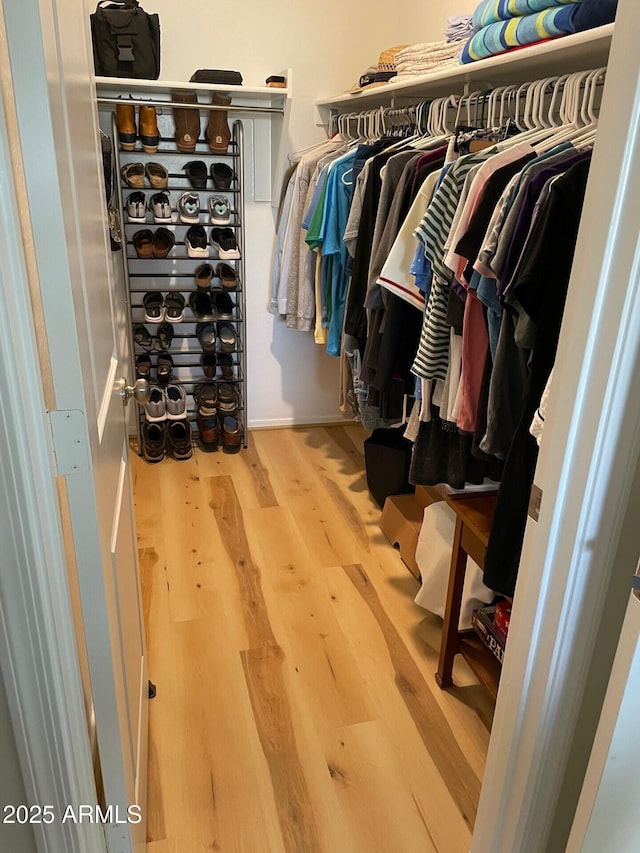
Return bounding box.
[461,5,580,63]
[472,0,581,30]
[390,55,463,81]
[388,40,465,80]
[446,14,475,42]
[574,0,617,32]
[395,39,466,61]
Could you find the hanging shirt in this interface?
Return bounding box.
[270,168,297,316]
[474,142,573,279]
[412,148,497,381]
[365,150,421,309]
[281,140,344,331]
[321,150,357,355]
[444,142,537,281]
[378,167,442,310]
[483,157,591,597]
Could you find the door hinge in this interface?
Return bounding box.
[46,410,90,476]
[528,483,543,522]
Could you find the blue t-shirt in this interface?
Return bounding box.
[321,151,357,356]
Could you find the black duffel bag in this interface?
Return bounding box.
[91,0,160,79]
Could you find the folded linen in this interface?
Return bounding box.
[395,40,465,69]
[461,6,579,63]
[396,40,464,58]
[472,0,581,30]
[446,14,475,42]
[390,59,463,81]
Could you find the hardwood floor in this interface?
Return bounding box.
[132,425,494,853]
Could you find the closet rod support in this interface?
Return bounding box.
[97,97,284,116]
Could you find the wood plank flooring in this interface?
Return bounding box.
[133,425,494,853]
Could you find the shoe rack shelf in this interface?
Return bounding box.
[112,111,249,455]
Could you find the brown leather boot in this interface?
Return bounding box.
[172,90,201,153]
[139,106,159,154]
[116,103,136,151]
[206,93,232,152]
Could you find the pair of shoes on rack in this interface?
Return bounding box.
[195,262,237,290]
[127,191,172,224]
[190,290,234,321]
[200,352,235,379]
[121,161,169,189]
[143,291,185,323]
[134,322,173,351]
[116,102,159,153]
[133,229,176,259]
[136,353,174,385]
[177,192,231,228]
[196,321,237,352]
[141,418,193,463]
[178,193,232,226]
[185,225,239,259]
[194,382,219,451]
[177,192,230,225]
[171,91,231,153]
[144,383,187,421]
[181,161,235,189]
[193,383,242,453]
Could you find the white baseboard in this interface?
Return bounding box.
[248,415,354,429]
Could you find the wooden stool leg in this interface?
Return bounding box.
[436,516,468,689]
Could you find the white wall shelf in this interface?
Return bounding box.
[314,25,613,121]
[95,76,290,107]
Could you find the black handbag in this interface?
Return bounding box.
[90,0,160,79]
[189,69,243,86]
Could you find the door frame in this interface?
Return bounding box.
[0,31,105,853]
[0,0,144,850]
[2,5,640,853]
[473,1,640,849]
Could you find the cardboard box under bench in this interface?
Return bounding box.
[379,486,443,579]
[380,484,500,579]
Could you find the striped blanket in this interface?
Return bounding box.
[461,5,579,63]
[472,0,581,29]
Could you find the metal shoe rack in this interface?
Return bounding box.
[112,113,248,452]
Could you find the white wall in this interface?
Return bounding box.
[150,0,476,426]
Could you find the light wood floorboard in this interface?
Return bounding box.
[133,426,493,853]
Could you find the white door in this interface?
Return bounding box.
[567,582,640,852]
[2,2,147,851]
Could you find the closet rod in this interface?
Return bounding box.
[97,96,284,116]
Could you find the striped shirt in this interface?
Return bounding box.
[412,149,496,380]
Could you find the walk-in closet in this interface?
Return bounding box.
[2,2,640,853]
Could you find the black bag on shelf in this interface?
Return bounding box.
[364,426,415,508]
[189,69,243,86]
[90,0,160,79]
